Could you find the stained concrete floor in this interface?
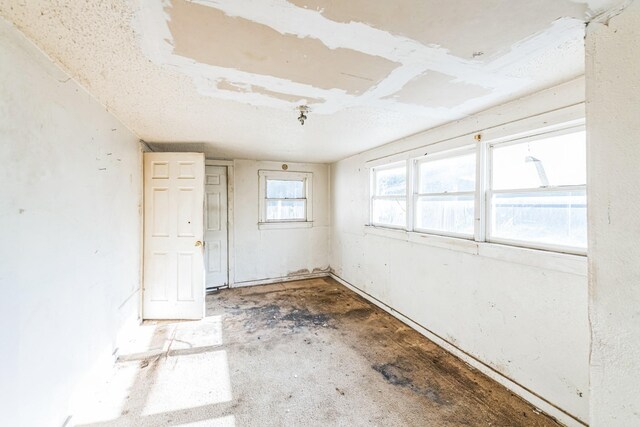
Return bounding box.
[73,277,562,426]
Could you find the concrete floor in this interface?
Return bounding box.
[73,277,561,426]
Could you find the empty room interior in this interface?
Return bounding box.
[2,0,640,426]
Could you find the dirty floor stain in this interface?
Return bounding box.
[208,277,561,426]
[73,277,563,426]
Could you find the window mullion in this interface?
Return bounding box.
[415,191,476,197]
[485,144,495,243]
[476,137,488,242]
[265,197,307,201]
[490,185,586,194]
[372,196,406,201]
[406,159,414,231]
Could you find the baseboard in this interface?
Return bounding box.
[231,271,330,288]
[329,273,587,427]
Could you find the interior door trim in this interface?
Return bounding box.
[205,159,235,288]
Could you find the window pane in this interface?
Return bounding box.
[266,179,304,198]
[491,190,587,248]
[418,153,476,193]
[266,199,306,221]
[415,195,475,235]
[492,131,586,190]
[372,198,406,227]
[374,166,406,196]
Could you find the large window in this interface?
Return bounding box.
[370,162,407,228]
[259,170,312,224]
[368,124,587,254]
[488,130,587,251]
[414,149,476,237]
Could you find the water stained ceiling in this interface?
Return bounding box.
[0,0,626,162]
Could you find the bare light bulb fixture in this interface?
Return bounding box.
[296,105,309,126]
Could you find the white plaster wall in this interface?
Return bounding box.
[0,18,142,426]
[586,2,640,425]
[232,159,330,284]
[330,79,590,425]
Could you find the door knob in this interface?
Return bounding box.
[195,240,203,247]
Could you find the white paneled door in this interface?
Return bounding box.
[143,153,205,320]
[204,165,228,289]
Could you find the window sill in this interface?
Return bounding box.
[363,225,587,276]
[259,221,313,230]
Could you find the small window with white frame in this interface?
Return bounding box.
[414,148,476,238]
[487,128,587,252]
[259,170,313,224]
[370,162,407,228]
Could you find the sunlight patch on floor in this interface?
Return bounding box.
[141,350,232,416]
[70,315,231,426]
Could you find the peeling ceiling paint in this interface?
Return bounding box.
[0,0,628,162]
[168,0,399,96]
[288,0,589,59]
[136,0,568,116]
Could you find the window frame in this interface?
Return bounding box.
[258,170,313,225]
[412,146,477,239]
[485,125,587,255]
[367,120,587,256]
[370,161,409,230]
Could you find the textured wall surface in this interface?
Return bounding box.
[586,1,640,425]
[0,17,142,426]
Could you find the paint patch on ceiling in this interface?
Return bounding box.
[288,0,590,59]
[168,0,399,95]
[387,71,491,108]
[218,80,323,104]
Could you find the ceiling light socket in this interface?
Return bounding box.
[296,105,309,126]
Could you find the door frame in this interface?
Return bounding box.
[205,159,235,288]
